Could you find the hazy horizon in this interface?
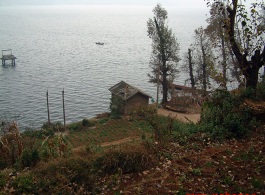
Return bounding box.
[0,0,210,8]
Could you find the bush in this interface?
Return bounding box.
[93,144,157,174]
[99,117,108,124]
[0,173,8,187]
[199,89,257,140]
[256,82,265,100]
[12,173,37,194]
[109,115,122,119]
[82,118,98,127]
[110,95,125,115]
[69,123,81,132]
[41,121,64,132]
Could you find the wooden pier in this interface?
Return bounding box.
[1,49,17,65]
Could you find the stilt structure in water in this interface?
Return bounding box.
[1,49,17,65]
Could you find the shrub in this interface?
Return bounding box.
[41,121,64,132]
[199,89,257,140]
[110,95,125,115]
[12,173,37,194]
[0,172,8,187]
[82,119,98,127]
[69,122,81,132]
[93,144,157,174]
[256,82,265,100]
[0,120,23,168]
[20,147,40,168]
[99,117,108,124]
[109,115,122,119]
[134,106,174,142]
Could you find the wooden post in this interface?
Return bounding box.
[156,60,160,111]
[47,90,50,123]
[62,89,66,130]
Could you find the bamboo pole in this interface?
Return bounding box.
[47,90,50,123]
[62,89,66,130]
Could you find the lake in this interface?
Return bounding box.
[0,5,209,130]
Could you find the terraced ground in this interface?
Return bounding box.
[64,119,153,148]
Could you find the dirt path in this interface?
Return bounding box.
[157,107,200,123]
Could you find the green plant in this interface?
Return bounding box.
[251,178,264,189]
[12,173,36,194]
[199,89,257,140]
[205,161,214,167]
[0,173,8,187]
[179,177,186,182]
[69,122,80,132]
[21,147,40,167]
[99,117,108,124]
[192,168,201,176]
[110,95,126,115]
[82,118,97,127]
[256,82,265,100]
[110,115,122,119]
[222,176,234,187]
[93,144,157,174]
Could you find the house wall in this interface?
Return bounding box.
[125,93,149,114]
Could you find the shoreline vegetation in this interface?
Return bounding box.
[1,84,265,194]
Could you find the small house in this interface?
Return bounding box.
[109,81,152,114]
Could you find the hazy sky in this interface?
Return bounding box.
[0,0,260,8]
[0,0,208,7]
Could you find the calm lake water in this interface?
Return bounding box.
[0,5,208,130]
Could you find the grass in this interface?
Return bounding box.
[1,106,265,194]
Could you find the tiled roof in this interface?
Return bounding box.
[108,81,152,100]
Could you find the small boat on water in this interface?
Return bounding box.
[96,42,104,45]
[162,105,187,113]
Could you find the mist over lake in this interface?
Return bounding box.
[0,5,208,130]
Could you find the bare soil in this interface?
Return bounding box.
[157,107,201,123]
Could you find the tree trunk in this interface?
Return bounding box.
[201,44,207,92]
[245,64,260,89]
[188,49,195,89]
[226,0,265,90]
[162,60,168,104]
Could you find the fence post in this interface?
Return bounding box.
[62,89,66,130]
[47,90,50,123]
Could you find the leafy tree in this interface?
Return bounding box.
[193,26,215,92]
[182,48,196,90]
[206,1,230,88]
[147,4,180,104]
[207,0,265,90]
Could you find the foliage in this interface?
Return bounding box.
[110,95,125,115]
[82,118,97,127]
[93,143,157,174]
[41,135,71,159]
[0,120,23,168]
[193,26,216,91]
[199,89,257,140]
[134,106,174,142]
[0,173,8,188]
[109,114,122,119]
[256,82,265,100]
[99,117,108,124]
[207,0,265,89]
[147,3,180,104]
[23,147,40,167]
[12,173,37,194]
[42,121,64,132]
[69,122,81,132]
[22,128,54,139]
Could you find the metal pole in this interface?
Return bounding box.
[62,89,66,130]
[47,90,50,123]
